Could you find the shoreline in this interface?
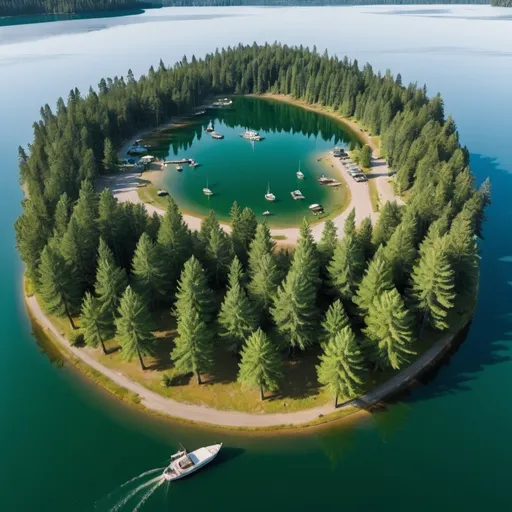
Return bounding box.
[25,288,473,431]
[110,93,398,244]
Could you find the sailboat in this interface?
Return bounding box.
[296,161,305,179]
[203,179,213,196]
[265,182,276,201]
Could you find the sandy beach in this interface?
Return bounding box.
[101,150,397,244]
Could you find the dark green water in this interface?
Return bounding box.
[146,97,355,226]
[1,5,512,511]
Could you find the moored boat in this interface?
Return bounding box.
[206,121,214,132]
[265,183,276,201]
[176,165,183,172]
[318,174,334,184]
[291,189,305,200]
[263,210,270,216]
[203,179,213,196]
[296,161,305,179]
[211,131,224,139]
[240,130,264,141]
[162,444,222,482]
[127,144,148,155]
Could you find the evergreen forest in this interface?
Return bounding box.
[16,44,490,406]
[0,0,493,18]
[0,0,149,16]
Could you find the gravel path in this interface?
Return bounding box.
[26,293,461,428]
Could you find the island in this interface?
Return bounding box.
[17,44,489,429]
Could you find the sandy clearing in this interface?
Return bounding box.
[102,152,378,243]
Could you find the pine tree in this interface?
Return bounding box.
[103,137,118,173]
[411,235,456,332]
[238,329,283,401]
[157,197,191,293]
[318,219,338,268]
[229,201,243,259]
[322,299,350,345]
[247,253,281,319]
[94,238,128,329]
[80,292,110,354]
[172,257,215,384]
[60,180,98,286]
[364,288,415,370]
[115,286,155,370]
[199,210,219,247]
[38,245,79,329]
[382,216,417,290]
[316,326,365,407]
[206,223,233,287]
[291,218,320,289]
[357,216,374,261]
[237,207,257,259]
[131,233,166,309]
[97,188,123,260]
[53,192,72,238]
[271,268,318,352]
[353,247,393,316]
[447,210,479,303]
[372,200,402,247]
[344,208,356,238]
[218,257,258,353]
[172,306,214,385]
[248,221,275,278]
[327,234,364,303]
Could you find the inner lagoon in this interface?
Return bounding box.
[140,96,357,226]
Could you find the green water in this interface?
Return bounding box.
[147,97,355,226]
[2,5,512,512]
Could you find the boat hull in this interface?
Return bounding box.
[163,444,222,482]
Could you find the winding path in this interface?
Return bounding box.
[26,293,463,428]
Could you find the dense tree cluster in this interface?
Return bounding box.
[17,44,489,404]
[491,0,512,5]
[0,0,148,16]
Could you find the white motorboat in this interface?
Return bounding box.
[189,160,200,168]
[263,210,270,216]
[265,183,276,201]
[291,189,305,200]
[176,165,183,172]
[206,121,214,132]
[162,444,222,482]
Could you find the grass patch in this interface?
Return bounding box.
[368,179,380,212]
[272,235,287,241]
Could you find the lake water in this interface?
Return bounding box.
[1,5,512,511]
[147,97,355,226]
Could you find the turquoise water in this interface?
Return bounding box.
[148,97,355,226]
[1,5,512,511]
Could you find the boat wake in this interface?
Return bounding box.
[94,468,166,512]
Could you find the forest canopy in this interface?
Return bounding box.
[0,0,492,17]
[16,43,489,404]
[0,0,150,16]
